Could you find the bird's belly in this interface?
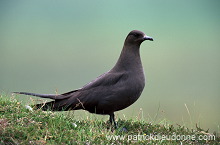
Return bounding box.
[95,85,144,114]
[84,75,145,115]
[115,88,143,111]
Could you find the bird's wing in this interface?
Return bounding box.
[13,72,126,101]
[81,71,127,91]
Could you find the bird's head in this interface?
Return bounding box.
[125,30,153,46]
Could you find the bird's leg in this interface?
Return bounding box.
[109,113,118,129]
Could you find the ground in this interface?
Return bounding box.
[0,95,219,144]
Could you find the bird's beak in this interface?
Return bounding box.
[143,35,153,41]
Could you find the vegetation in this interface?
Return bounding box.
[0,95,219,144]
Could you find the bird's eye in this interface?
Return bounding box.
[133,33,139,37]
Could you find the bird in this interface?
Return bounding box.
[13,30,153,128]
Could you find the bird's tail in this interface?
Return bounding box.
[13,92,58,99]
[35,101,71,111]
[13,90,81,111]
[13,92,60,111]
[13,91,74,100]
[34,100,77,111]
[34,101,55,110]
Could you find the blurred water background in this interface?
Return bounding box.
[0,0,219,132]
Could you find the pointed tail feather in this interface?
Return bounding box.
[13,92,58,99]
[13,90,81,111]
[13,90,78,100]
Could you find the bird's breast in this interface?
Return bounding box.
[112,72,145,111]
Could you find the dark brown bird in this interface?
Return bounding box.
[14,30,153,128]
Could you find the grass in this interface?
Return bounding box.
[0,95,219,145]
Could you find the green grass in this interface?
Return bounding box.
[0,95,219,145]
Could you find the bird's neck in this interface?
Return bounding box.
[113,44,143,72]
